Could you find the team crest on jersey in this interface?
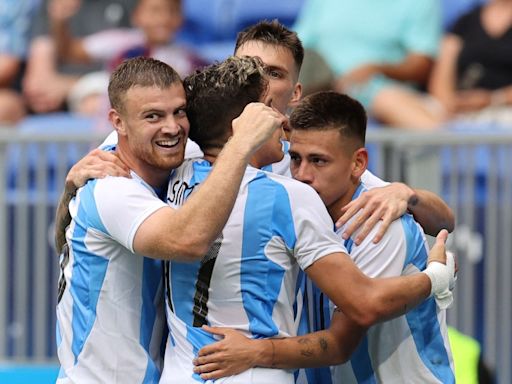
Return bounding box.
[167,180,197,207]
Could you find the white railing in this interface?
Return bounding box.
[0,127,511,383]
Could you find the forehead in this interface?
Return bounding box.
[123,83,186,109]
[290,129,345,155]
[235,41,296,74]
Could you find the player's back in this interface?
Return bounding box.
[161,159,345,384]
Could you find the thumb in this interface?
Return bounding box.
[436,229,449,246]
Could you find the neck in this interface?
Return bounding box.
[203,146,260,168]
[116,145,169,189]
[327,179,360,223]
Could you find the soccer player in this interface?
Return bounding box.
[58,20,454,252]
[55,57,283,383]
[160,56,454,384]
[192,91,455,383]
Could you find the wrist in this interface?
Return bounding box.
[257,339,275,368]
[222,135,253,162]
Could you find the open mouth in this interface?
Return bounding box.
[155,137,180,149]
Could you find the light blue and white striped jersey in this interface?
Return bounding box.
[56,170,168,383]
[160,159,348,384]
[298,182,455,384]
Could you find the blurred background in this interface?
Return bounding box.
[0,0,510,382]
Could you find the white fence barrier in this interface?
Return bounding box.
[0,128,511,383]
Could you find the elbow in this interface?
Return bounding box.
[444,209,455,233]
[349,293,387,328]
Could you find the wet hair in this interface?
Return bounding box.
[290,91,367,146]
[235,20,304,72]
[184,56,268,150]
[108,56,181,113]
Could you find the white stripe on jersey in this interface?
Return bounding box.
[161,159,347,384]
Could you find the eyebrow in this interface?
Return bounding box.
[264,64,288,74]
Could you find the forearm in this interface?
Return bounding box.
[54,183,76,253]
[257,331,345,369]
[409,188,455,234]
[50,20,89,63]
[374,55,433,85]
[0,56,21,87]
[306,254,431,327]
[161,138,252,258]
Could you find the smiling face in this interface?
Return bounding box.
[111,83,189,185]
[235,41,302,120]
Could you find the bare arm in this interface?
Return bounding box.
[133,103,284,261]
[192,310,365,380]
[428,34,461,113]
[336,54,434,91]
[0,55,20,87]
[48,0,91,63]
[337,182,454,245]
[306,229,451,328]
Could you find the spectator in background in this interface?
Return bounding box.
[45,0,205,116]
[293,0,444,129]
[429,0,512,126]
[22,0,137,116]
[0,0,41,124]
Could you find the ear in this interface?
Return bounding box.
[109,109,127,137]
[352,147,368,179]
[287,82,303,109]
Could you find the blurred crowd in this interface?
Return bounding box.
[1,0,510,130]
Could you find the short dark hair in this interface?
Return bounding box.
[108,56,181,113]
[290,91,367,146]
[235,20,304,72]
[184,56,268,150]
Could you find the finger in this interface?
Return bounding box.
[193,362,221,374]
[372,215,392,244]
[342,208,372,240]
[201,325,227,337]
[354,208,386,245]
[197,341,224,357]
[436,229,449,245]
[200,369,227,381]
[336,196,369,228]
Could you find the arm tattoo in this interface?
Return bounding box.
[298,337,315,357]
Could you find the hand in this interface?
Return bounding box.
[231,102,285,155]
[48,0,82,22]
[336,183,416,245]
[454,89,492,112]
[65,148,130,194]
[193,325,264,380]
[424,230,456,309]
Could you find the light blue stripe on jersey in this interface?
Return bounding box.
[402,217,455,384]
[343,224,377,384]
[349,336,377,384]
[70,180,109,363]
[241,171,294,337]
[141,258,163,383]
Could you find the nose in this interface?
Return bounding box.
[293,162,313,184]
[161,116,181,135]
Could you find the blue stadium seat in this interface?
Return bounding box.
[177,0,305,63]
[440,0,488,30]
